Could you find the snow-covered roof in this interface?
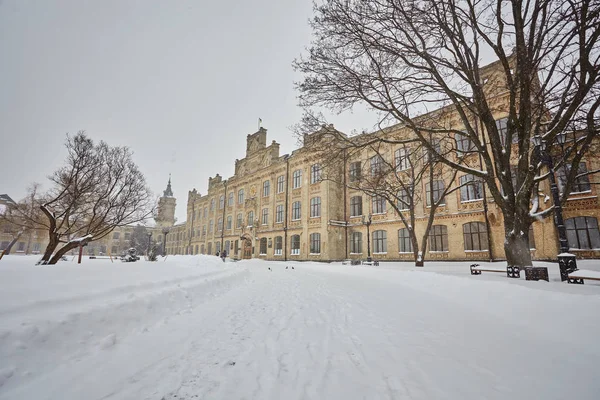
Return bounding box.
[0,194,16,204]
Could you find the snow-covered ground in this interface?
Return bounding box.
[1,255,599,399]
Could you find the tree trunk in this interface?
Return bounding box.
[2,232,23,256]
[40,233,59,264]
[48,237,92,265]
[504,225,533,269]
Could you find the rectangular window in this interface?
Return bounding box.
[372,195,386,214]
[219,195,224,209]
[373,230,387,253]
[423,139,441,163]
[209,220,213,233]
[292,201,301,220]
[202,226,207,236]
[210,199,215,211]
[276,205,284,223]
[426,180,446,206]
[291,235,300,255]
[463,222,489,251]
[349,161,362,182]
[558,162,591,194]
[428,225,448,251]
[496,117,518,145]
[259,238,267,255]
[113,232,120,240]
[262,208,268,225]
[370,155,383,176]
[310,164,322,184]
[17,242,25,252]
[274,236,283,255]
[455,132,475,153]
[395,148,410,171]
[263,180,270,197]
[228,192,234,206]
[293,170,302,189]
[459,174,484,202]
[310,197,321,218]
[565,216,600,250]
[397,189,410,211]
[350,232,362,254]
[217,217,223,231]
[236,213,242,229]
[238,189,244,204]
[226,215,232,230]
[277,175,285,193]
[350,196,362,217]
[247,211,254,227]
[398,228,412,253]
[310,233,321,254]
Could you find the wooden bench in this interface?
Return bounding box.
[362,260,380,266]
[470,263,520,278]
[567,269,600,284]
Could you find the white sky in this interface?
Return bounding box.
[0,0,379,222]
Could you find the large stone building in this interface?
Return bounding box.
[163,62,600,263]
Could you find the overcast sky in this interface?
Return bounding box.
[0,0,378,222]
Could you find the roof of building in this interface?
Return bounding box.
[0,194,16,204]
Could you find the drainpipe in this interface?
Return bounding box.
[220,180,227,253]
[284,155,290,261]
[477,119,494,262]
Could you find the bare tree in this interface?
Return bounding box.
[294,0,600,267]
[33,132,155,264]
[302,123,465,266]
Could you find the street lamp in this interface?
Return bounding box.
[532,135,577,281]
[147,232,153,257]
[162,227,170,257]
[363,213,373,262]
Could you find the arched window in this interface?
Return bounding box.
[262,208,269,225]
[350,232,362,254]
[291,235,300,255]
[459,175,483,202]
[219,195,224,209]
[293,170,302,189]
[207,242,212,255]
[274,236,283,255]
[428,225,448,251]
[277,175,285,193]
[228,192,234,206]
[226,215,232,230]
[210,198,215,211]
[247,211,254,227]
[310,164,322,184]
[216,242,221,254]
[372,195,386,214]
[373,230,387,253]
[236,213,243,228]
[566,216,600,249]
[224,240,230,253]
[276,205,284,223]
[398,228,412,253]
[263,180,270,197]
[292,201,301,220]
[463,222,488,251]
[426,181,445,206]
[238,189,244,204]
[310,233,321,254]
[200,244,205,254]
[310,197,321,218]
[259,238,268,255]
[397,189,410,211]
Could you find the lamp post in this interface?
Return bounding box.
[147,232,152,257]
[363,213,372,262]
[533,135,577,281]
[162,227,170,257]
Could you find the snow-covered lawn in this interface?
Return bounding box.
[1,255,599,399]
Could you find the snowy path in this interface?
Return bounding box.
[1,256,599,399]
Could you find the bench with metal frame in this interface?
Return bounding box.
[470,263,520,278]
[567,269,600,284]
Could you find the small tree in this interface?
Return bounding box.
[36,132,154,264]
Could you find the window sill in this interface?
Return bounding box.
[309,253,321,255]
[291,218,301,222]
[460,199,483,204]
[464,249,489,252]
[274,253,282,256]
[373,252,387,255]
[429,251,449,253]
[310,216,321,219]
[398,251,413,254]
[259,253,267,256]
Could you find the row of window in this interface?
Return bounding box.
[188,165,323,221]
[163,216,600,255]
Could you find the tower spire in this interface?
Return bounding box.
[163,174,173,197]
